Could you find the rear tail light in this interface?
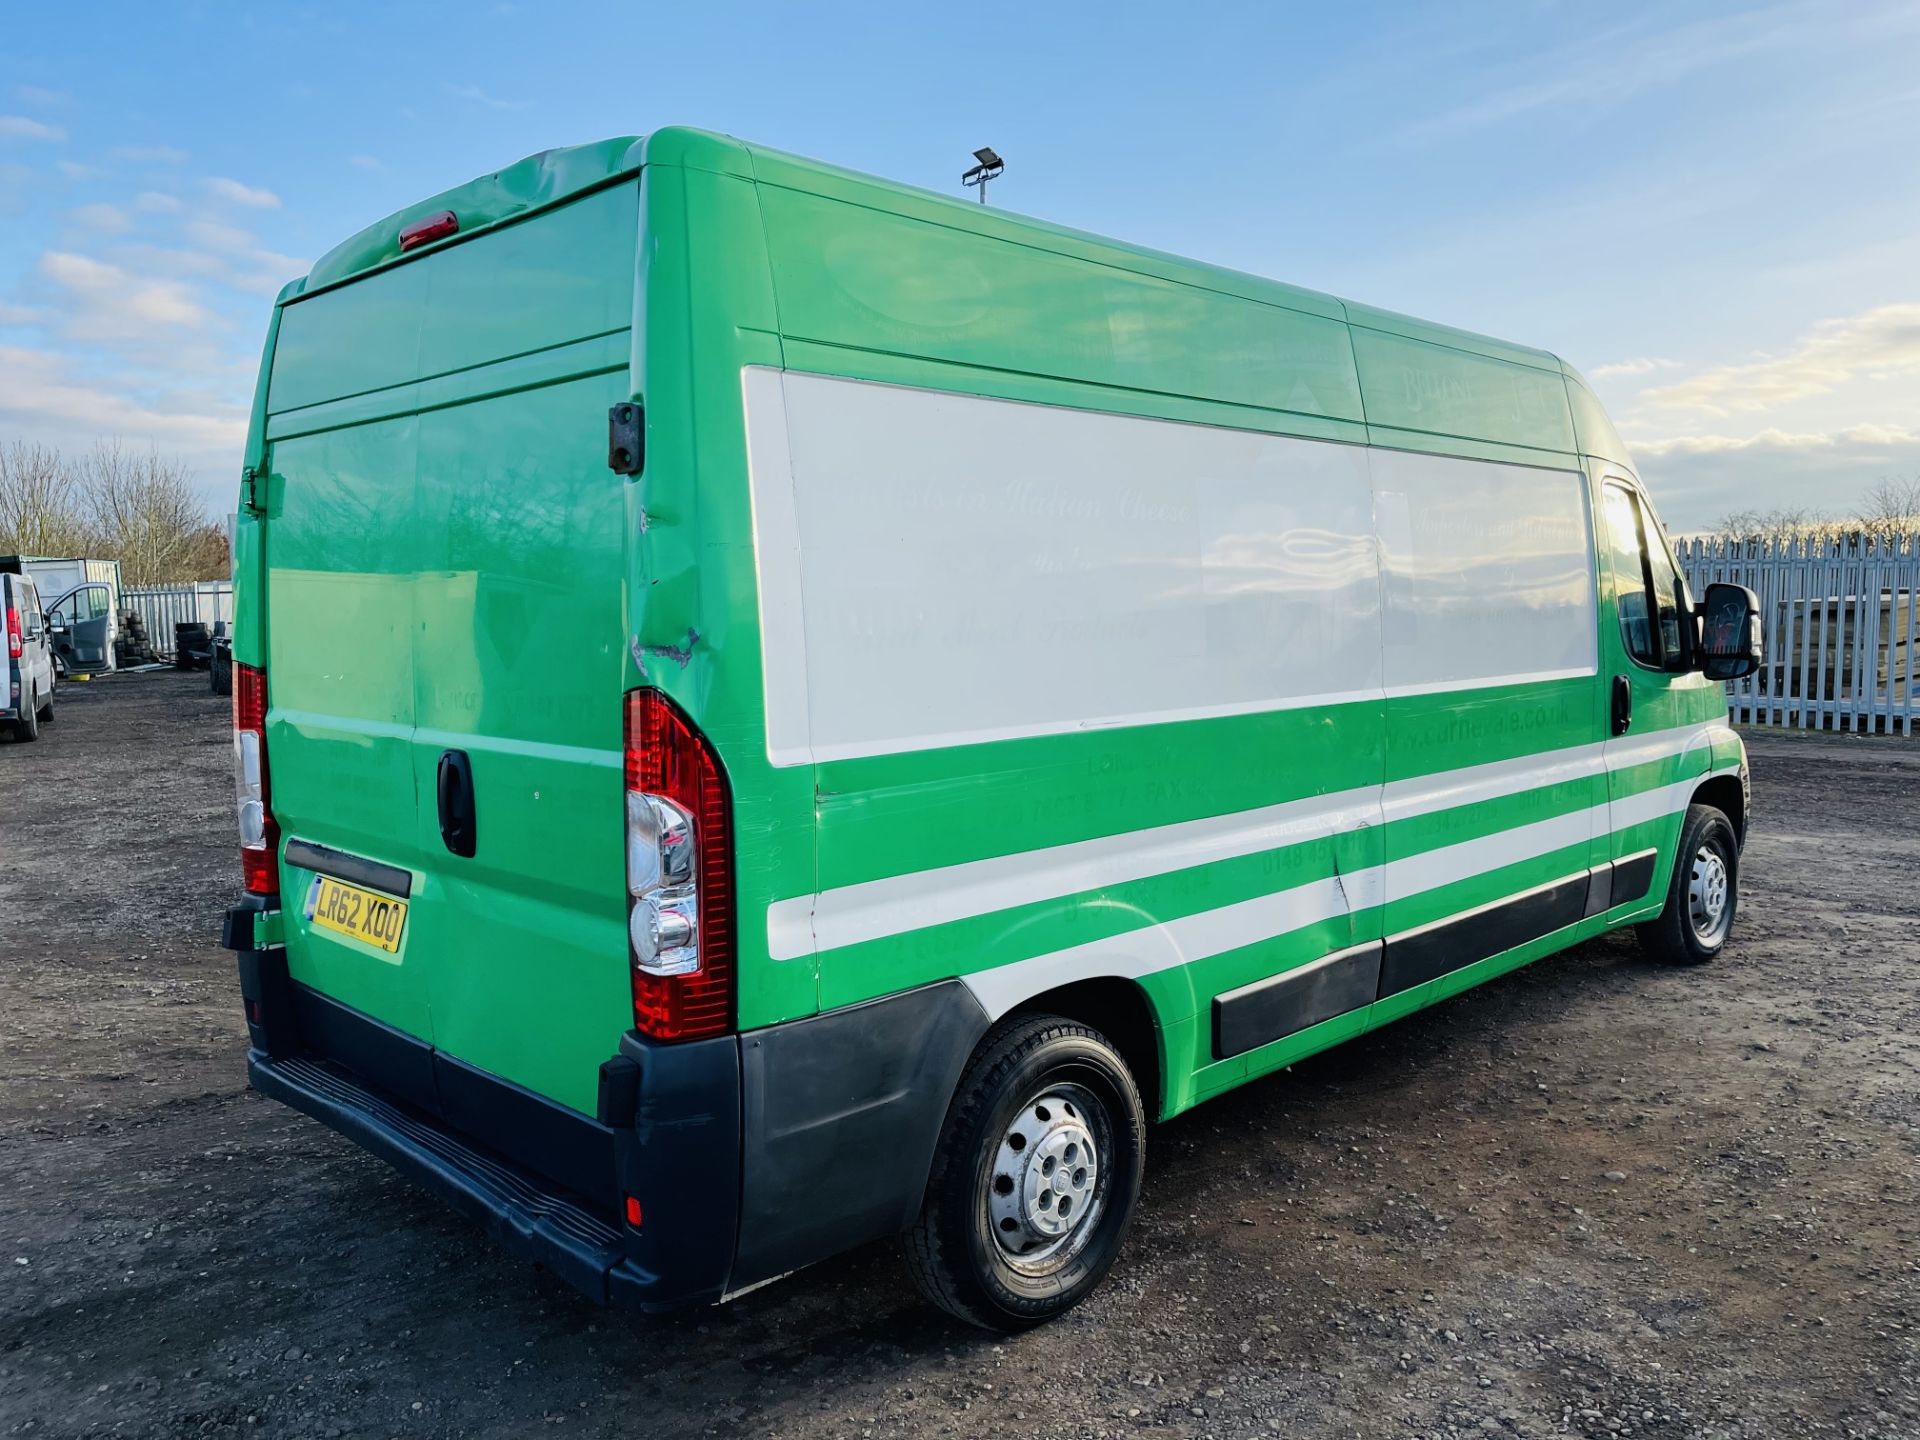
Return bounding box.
[624,689,733,1041]
[234,662,278,896]
[5,607,19,659]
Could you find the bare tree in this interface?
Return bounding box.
[0,438,224,582]
[1856,474,1920,536]
[0,440,90,556]
[79,441,218,584]
[1716,504,1820,542]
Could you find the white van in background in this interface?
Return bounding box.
[3,572,56,742]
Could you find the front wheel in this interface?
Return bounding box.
[1636,803,1740,965]
[903,1015,1146,1330]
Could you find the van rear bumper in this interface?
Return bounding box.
[236,946,739,1312]
[233,939,991,1311]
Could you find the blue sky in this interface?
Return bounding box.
[2,0,1917,530]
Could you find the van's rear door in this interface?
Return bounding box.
[261,179,639,1114]
[265,416,434,1046]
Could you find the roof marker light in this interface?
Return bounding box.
[398,209,459,252]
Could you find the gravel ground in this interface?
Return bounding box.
[2,671,1916,1439]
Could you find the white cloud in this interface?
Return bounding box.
[135,190,182,213]
[38,250,217,338]
[14,86,72,108]
[117,226,308,297]
[1633,424,1920,531]
[0,343,247,458]
[204,176,281,209]
[349,154,384,171]
[0,115,67,142]
[1638,303,1920,416]
[110,144,190,165]
[55,160,97,179]
[1396,4,1853,143]
[69,202,131,233]
[443,82,531,111]
[1629,423,1920,457]
[0,303,45,326]
[1589,356,1683,380]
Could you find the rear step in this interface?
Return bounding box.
[249,1051,635,1303]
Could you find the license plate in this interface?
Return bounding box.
[305,875,408,954]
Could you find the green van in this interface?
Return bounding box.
[223,129,1763,1329]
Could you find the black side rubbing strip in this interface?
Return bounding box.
[284,838,413,898]
[1378,873,1591,999]
[1609,848,1658,907]
[1212,942,1382,1060]
[1583,863,1614,918]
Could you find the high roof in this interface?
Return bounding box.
[292,129,1562,373]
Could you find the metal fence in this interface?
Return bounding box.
[1678,535,1920,734]
[121,581,234,658]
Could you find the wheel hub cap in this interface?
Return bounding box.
[1689,844,1730,941]
[989,1091,1101,1261]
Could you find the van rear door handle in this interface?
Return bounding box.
[437,749,477,857]
[1610,675,1633,737]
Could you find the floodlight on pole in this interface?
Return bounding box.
[961,146,1003,204]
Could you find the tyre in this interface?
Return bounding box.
[903,1014,1146,1330]
[1636,803,1740,965]
[13,692,40,742]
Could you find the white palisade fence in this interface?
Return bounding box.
[1679,535,1920,734]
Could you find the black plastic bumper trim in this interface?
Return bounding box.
[731,979,990,1291]
[248,1049,635,1305]
[283,838,413,898]
[235,949,740,1312]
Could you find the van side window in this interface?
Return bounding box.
[1602,484,1659,667]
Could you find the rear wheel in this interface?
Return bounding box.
[13,692,40,742]
[903,1015,1145,1330]
[1636,803,1739,965]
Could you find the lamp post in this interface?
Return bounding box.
[961,146,1003,204]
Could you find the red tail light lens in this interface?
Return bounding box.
[398,209,458,252]
[624,689,733,1041]
[5,607,19,659]
[234,662,278,896]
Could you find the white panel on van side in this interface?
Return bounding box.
[745,369,1381,766]
[1368,447,1597,693]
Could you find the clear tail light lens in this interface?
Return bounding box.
[234,662,278,896]
[624,689,733,1040]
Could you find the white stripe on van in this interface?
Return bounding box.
[959,768,1736,1020]
[765,719,1731,963]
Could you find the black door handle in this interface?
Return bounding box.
[1610,675,1633,737]
[437,749,477,857]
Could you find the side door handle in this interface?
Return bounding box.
[1610,675,1633,737]
[437,749,477,858]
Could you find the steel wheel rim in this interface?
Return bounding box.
[1688,842,1732,945]
[985,1083,1107,1275]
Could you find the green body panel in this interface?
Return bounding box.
[235,127,1744,1126]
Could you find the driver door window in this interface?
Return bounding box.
[1603,482,1689,672]
[1603,485,1657,667]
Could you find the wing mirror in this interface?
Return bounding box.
[1695,582,1761,681]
